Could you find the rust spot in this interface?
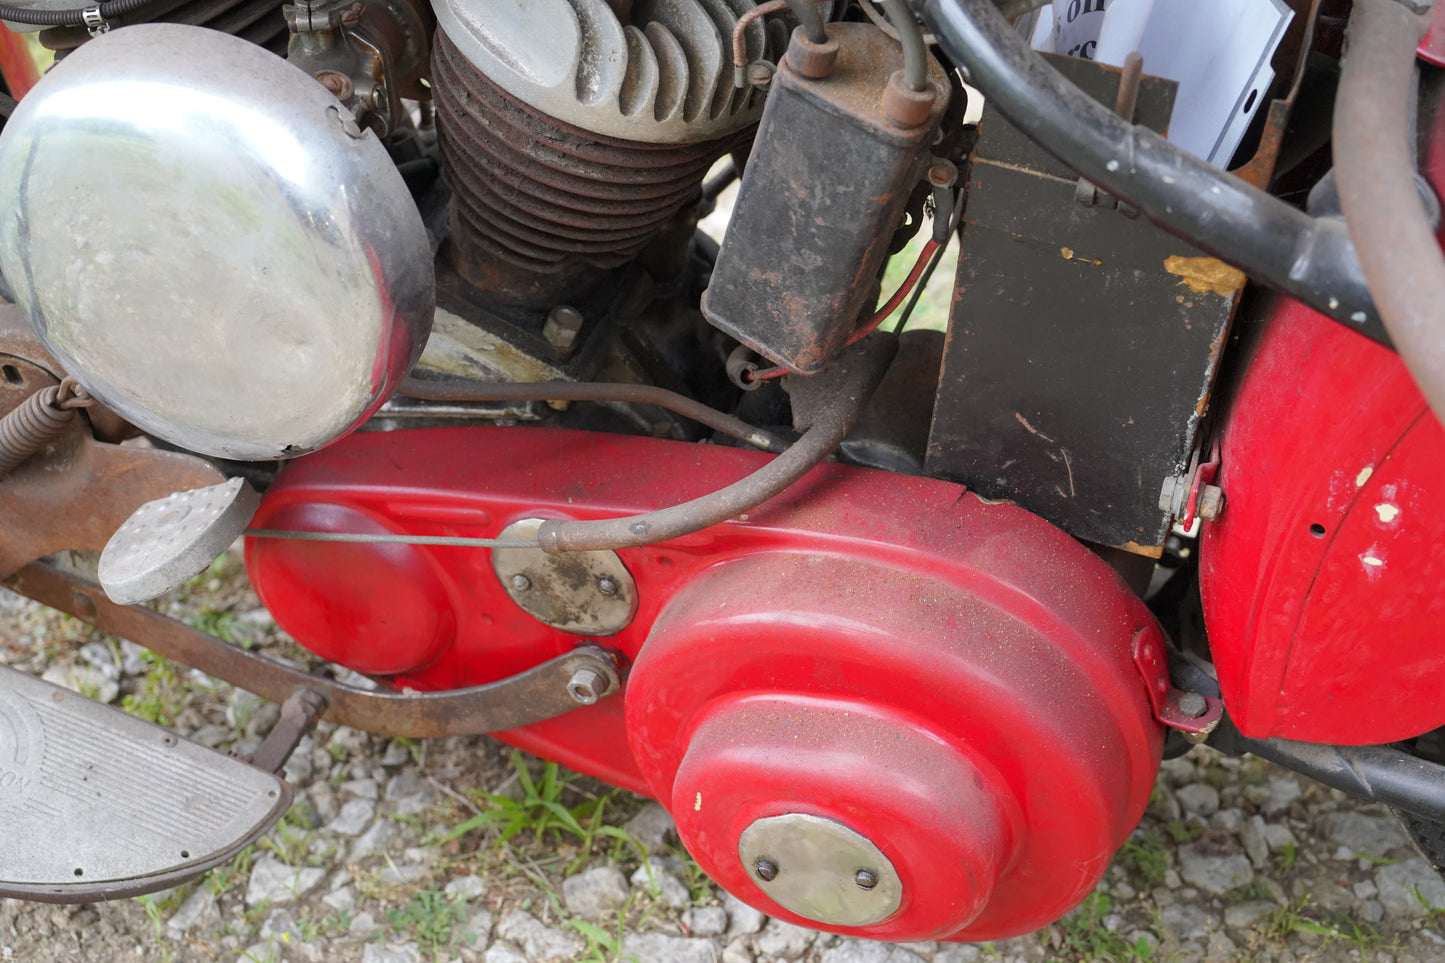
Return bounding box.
[1115,540,1165,559]
[1163,256,1246,298]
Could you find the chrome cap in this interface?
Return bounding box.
[0,25,434,460]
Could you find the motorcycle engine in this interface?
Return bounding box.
[0,0,1166,945]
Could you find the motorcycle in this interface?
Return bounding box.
[0,0,1442,948]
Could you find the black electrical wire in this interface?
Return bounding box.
[880,0,930,90]
[918,0,1388,345]
[0,0,151,28]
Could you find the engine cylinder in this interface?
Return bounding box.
[433,28,747,309]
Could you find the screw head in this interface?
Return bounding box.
[747,61,775,89]
[854,869,879,890]
[510,573,532,592]
[597,576,619,597]
[754,857,779,882]
[315,70,353,99]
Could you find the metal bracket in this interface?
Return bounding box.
[1131,629,1223,737]
[4,561,622,739]
[81,6,110,36]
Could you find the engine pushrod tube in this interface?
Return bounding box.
[1233,736,1445,825]
[917,0,1390,346]
[399,377,789,454]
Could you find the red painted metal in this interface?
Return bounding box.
[246,425,1163,940]
[1419,0,1445,67]
[1200,295,1445,743]
[0,27,42,100]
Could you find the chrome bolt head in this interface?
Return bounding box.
[854,869,879,890]
[597,576,619,596]
[510,573,532,591]
[754,857,779,882]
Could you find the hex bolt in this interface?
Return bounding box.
[510,573,532,592]
[566,667,607,706]
[544,305,584,353]
[854,869,879,890]
[1178,691,1209,718]
[926,159,958,189]
[597,576,619,597]
[1197,485,1226,521]
[747,61,775,89]
[754,858,779,882]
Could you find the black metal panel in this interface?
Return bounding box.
[926,56,1237,554]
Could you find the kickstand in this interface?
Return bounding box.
[241,688,330,776]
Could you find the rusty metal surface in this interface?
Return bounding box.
[926,55,1240,555]
[700,23,949,374]
[433,29,748,308]
[3,561,622,738]
[1231,0,1322,190]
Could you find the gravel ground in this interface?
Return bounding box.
[2,553,1444,963]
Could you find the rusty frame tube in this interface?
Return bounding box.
[1334,0,1445,419]
[399,376,789,453]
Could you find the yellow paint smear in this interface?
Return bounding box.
[1164,256,1246,298]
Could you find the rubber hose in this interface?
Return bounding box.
[0,0,152,28]
[917,0,1387,345]
[882,0,930,90]
[1333,0,1445,419]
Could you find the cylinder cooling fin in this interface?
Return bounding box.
[434,29,751,307]
[430,0,794,144]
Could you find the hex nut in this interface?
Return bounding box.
[1197,485,1226,521]
[544,305,583,352]
[784,26,838,80]
[566,667,607,706]
[1178,691,1208,718]
[881,71,937,129]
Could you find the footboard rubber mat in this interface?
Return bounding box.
[0,662,291,902]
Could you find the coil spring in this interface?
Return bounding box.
[0,384,78,478]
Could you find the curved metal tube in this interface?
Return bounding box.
[536,335,898,554]
[786,0,829,42]
[399,377,789,454]
[1334,0,1445,418]
[1231,735,1445,825]
[916,0,1387,344]
[882,0,931,90]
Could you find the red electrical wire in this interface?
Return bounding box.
[745,238,942,382]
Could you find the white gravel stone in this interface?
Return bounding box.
[564,866,631,918]
[722,938,755,963]
[363,945,421,963]
[1355,880,1379,900]
[341,778,381,799]
[165,888,215,936]
[1263,823,1297,853]
[245,855,326,907]
[1241,815,1271,868]
[1176,784,1220,817]
[1262,777,1302,815]
[625,802,678,855]
[325,798,376,836]
[1210,808,1245,832]
[620,932,718,963]
[41,663,118,705]
[1376,858,1445,918]
[1159,903,1212,941]
[1362,899,1385,923]
[350,819,394,861]
[1224,899,1276,931]
[755,918,816,959]
[683,906,729,937]
[724,892,766,936]
[1208,932,1238,959]
[820,941,928,963]
[1177,848,1253,896]
[483,944,527,963]
[381,740,413,766]
[350,911,377,937]
[1327,812,1408,855]
[934,947,982,963]
[462,908,494,945]
[321,886,355,914]
[631,859,690,909]
[496,910,586,962]
[445,874,487,900]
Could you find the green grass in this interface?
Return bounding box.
[1050,892,1155,962]
[386,889,469,960]
[120,650,185,726]
[1117,829,1170,885]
